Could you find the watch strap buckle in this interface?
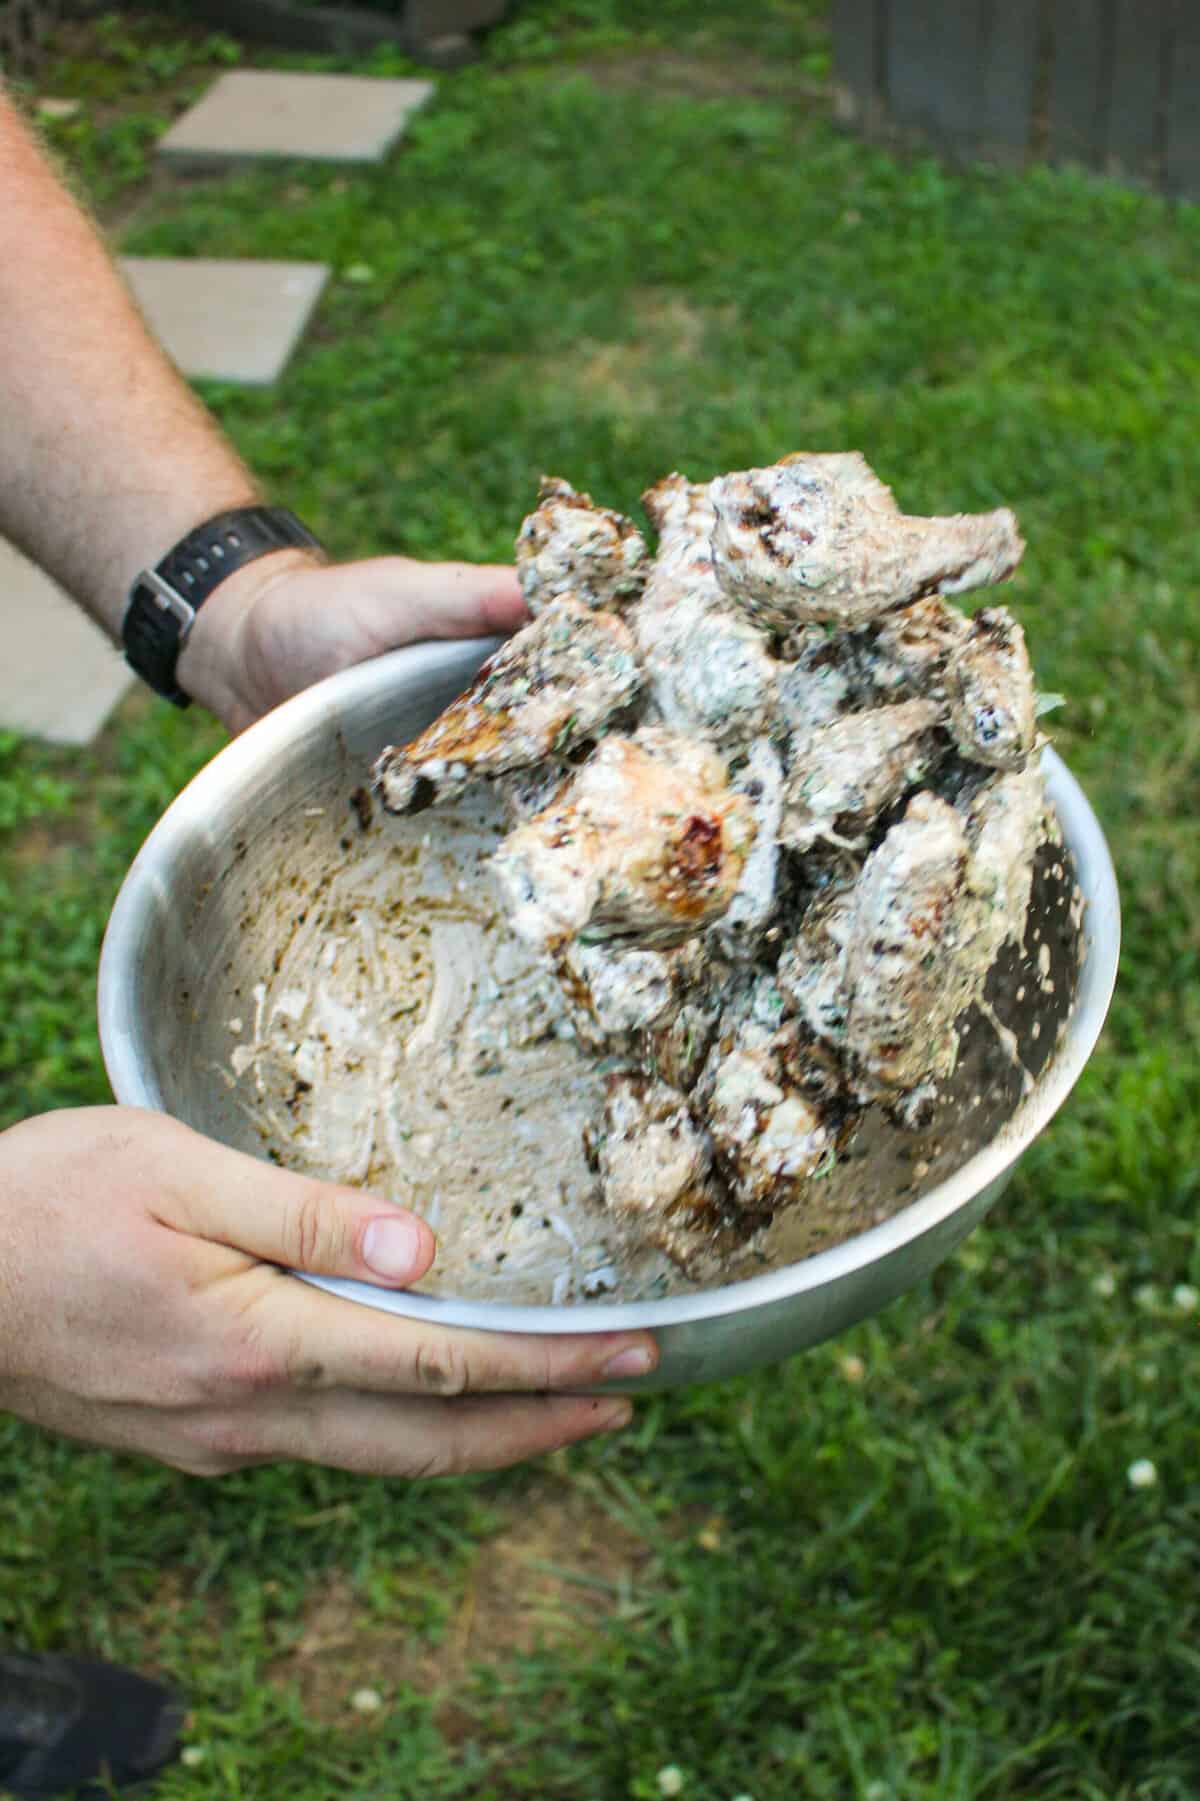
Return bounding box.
[133,567,197,637]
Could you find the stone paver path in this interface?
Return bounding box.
[121,256,331,387]
[157,70,434,170]
[8,67,436,743]
[0,540,135,745]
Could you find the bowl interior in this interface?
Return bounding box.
[100,640,1120,1334]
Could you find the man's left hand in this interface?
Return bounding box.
[177,550,527,733]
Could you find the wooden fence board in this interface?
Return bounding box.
[1107,0,1169,181]
[1165,1,1200,197]
[822,0,1200,201]
[976,0,1042,158]
[887,0,990,147]
[884,0,940,134]
[830,0,886,128]
[0,0,65,80]
[1046,0,1114,164]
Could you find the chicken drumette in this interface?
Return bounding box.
[777,773,1046,1106]
[515,475,648,614]
[490,729,757,953]
[632,474,778,749]
[945,606,1037,770]
[584,1074,741,1282]
[781,697,942,853]
[372,596,640,816]
[709,452,1024,631]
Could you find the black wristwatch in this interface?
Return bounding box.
[122,506,325,707]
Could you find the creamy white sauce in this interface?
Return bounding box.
[225,794,682,1303]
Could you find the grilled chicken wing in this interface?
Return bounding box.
[966,762,1049,960]
[710,453,1024,631]
[775,883,858,1049]
[490,729,757,953]
[781,698,942,853]
[515,475,648,614]
[945,607,1037,770]
[842,791,991,1092]
[585,1074,737,1278]
[851,595,972,703]
[633,473,778,748]
[373,597,640,815]
[557,939,677,1046]
[700,991,841,1214]
[779,768,1049,1095]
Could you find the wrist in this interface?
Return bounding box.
[175,545,324,728]
[123,506,326,723]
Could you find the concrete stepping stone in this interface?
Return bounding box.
[157,70,434,170]
[0,540,135,745]
[120,257,330,386]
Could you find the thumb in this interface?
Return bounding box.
[357,555,528,642]
[150,1116,436,1287]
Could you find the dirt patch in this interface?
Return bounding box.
[521,288,736,418]
[451,286,734,423]
[105,1566,232,1687]
[265,1483,656,1731]
[572,293,709,412]
[573,48,828,107]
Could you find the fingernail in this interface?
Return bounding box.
[362,1215,424,1280]
[602,1344,655,1380]
[595,1400,633,1432]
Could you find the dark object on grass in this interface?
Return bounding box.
[831,0,1200,202]
[180,0,512,67]
[0,1653,184,1799]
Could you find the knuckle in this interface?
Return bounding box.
[181,1411,267,1473]
[412,1335,471,1398]
[286,1185,341,1271]
[275,1331,329,1391]
[212,1324,287,1401]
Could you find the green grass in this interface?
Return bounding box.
[2,3,1199,1795]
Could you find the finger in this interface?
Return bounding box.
[150,1118,436,1288]
[360,556,527,640]
[271,1388,635,1477]
[245,1268,658,1396]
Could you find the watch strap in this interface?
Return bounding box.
[123,506,324,707]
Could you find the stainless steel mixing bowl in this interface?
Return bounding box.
[99,639,1120,1391]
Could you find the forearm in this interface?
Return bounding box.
[0,88,524,733]
[0,88,276,640]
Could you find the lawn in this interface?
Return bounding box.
[1,3,1199,1796]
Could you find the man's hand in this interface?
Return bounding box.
[177,549,529,734]
[0,1107,653,1477]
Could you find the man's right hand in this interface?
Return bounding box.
[0,1107,654,1477]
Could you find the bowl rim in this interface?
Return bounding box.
[100,641,1121,1334]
